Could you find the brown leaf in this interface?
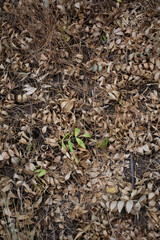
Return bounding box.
[65,171,72,181]
[61,99,74,112]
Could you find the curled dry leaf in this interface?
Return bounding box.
[65,171,72,181]
[134,202,141,212]
[74,231,84,240]
[139,195,147,203]
[2,184,11,192]
[149,200,156,207]
[154,71,160,81]
[45,197,53,206]
[8,149,15,157]
[60,99,74,112]
[110,201,117,212]
[75,54,83,63]
[106,187,118,194]
[4,207,11,216]
[148,192,155,200]
[24,84,37,95]
[118,201,125,213]
[102,195,108,201]
[1,152,10,160]
[126,200,133,213]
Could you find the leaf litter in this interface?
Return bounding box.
[0,0,160,239]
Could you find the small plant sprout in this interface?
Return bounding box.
[60,128,91,164]
[97,137,109,148]
[35,169,47,177]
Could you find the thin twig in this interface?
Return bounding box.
[130,153,135,189]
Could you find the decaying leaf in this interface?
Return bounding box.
[126,200,134,213]
[118,201,125,213]
[24,84,37,95]
[65,171,72,181]
[106,187,118,194]
[60,99,75,112]
[110,201,117,212]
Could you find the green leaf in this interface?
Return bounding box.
[82,133,91,138]
[75,128,80,137]
[68,140,74,153]
[98,138,109,148]
[76,138,86,148]
[101,34,108,44]
[35,169,47,177]
[63,133,70,140]
[102,35,107,41]
[117,0,122,2]
[62,141,66,150]
[26,142,32,152]
[73,154,79,164]
[119,99,123,106]
[101,35,107,42]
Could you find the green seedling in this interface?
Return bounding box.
[97,137,109,148]
[35,169,47,177]
[101,34,108,44]
[75,128,80,137]
[82,133,91,138]
[68,139,74,153]
[60,128,91,163]
[76,138,86,148]
[61,26,70,42]
[119,98,124,106]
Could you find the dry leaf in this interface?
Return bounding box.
[149,200,156,207]
[2,152,10,160]
[65,171,72,181]
[110,201,117,212]
[118,201,125,213]
[61,99,74,112]
[134,202,141,212]
[126,200,133,213]
[148,192,155,200]
[24,84,37,95]
[74,231,84,240]
[106,187,118,194]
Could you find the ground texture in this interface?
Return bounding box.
[0,0,160,239]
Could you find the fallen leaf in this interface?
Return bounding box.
[118,201,125,213]
[126,200,133,213]
[65,171,72,181]
[106,187,118,194]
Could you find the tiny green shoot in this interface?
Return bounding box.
[60,128,91,163]
[76,138,86,149]
[68,140,74,153]
[35,169,47,177]
[98,138,109,148]
[75,128,80,137]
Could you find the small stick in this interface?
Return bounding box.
[130,153,135,189]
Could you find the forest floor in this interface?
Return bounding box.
[0,0,160,239]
